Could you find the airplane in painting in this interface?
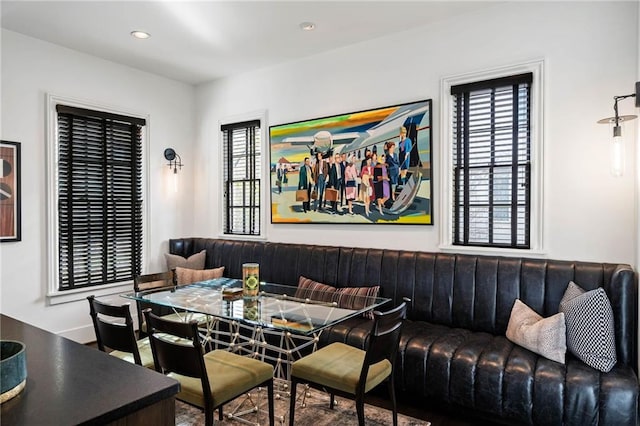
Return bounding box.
[281,102,430,159]
[281,101,431,215]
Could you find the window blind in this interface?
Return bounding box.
[222,120,261,236]
[57,105,144,290]
[451,73,532,249]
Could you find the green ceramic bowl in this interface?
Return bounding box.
[1,340,27,403]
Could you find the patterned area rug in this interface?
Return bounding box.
[175,385,430,425]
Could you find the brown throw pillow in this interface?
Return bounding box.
[175,266,224,285]
[294,276,337,302]
[164,250,206,271]
[334,286,380,319]
[506,299,566,364]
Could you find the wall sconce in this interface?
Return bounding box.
[597,82,640,177]
[164,148,183,192]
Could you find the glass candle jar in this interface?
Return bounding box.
[242,263,260,299]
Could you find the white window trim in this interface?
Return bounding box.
[439,59,546,257]
[218,109,268,241]
[45,93,150,305]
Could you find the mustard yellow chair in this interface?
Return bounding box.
[144,310,275,426]
[87,295,154,368]
[289,302,406,426]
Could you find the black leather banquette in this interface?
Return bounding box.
[169,237,638,426]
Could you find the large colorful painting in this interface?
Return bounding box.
[0,140,21,241]
[269,99,432,225]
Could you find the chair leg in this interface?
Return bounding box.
[329,392,335,409]
[267,380,275,426]
[218,405,223,421]
[355,395,365,426]
[388,376,398,426]
[204,406,213,426]
[289,379,298,426]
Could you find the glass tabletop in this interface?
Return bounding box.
[122,277,390,335]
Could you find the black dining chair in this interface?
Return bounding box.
[133,271,176,336]
[144,309,275,426]
[289,302,407,426]
[87,295,154,368]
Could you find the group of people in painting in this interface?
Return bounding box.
[296,125,413,217]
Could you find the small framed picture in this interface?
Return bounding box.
[0,140,21,242]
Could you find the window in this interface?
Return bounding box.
[56,105,145,290]
[440,61,543,254]
[222,120,261,236]
[451,73,532,249]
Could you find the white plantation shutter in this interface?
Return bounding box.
[222,120,261,236]
[451,73,532,248]
[57,105,144,290]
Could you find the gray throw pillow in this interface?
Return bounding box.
[559,281,617,372]
[164,250,206,271]
[506,299,566,364]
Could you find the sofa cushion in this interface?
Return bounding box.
[559,281,617,372]
[175,266,224,285]
[506,299,566,364]
[294,276,337,302]
[165,250,206,271]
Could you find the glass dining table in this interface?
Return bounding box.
[122,277,390,381]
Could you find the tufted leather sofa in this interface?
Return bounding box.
[169,238,639,425]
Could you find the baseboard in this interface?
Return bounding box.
[58,323,97,344]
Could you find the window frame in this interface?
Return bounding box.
[46,94,150,304]
[218,110,268,241]
[439,60,545,256]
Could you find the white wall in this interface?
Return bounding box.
[1,1,638,342]
[196,1,639,266]
[0,30,196,340]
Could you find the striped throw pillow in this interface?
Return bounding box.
[334,286,380,319]
[294,276,337,302]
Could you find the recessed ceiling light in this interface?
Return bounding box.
[299,22,315,31]
[130,30,151,40]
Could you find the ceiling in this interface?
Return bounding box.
[1,1,496,85]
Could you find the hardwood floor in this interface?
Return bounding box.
[366,393,497,426]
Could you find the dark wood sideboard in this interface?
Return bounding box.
[0,314,179,425]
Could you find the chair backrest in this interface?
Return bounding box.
[134,271,176,292]
[87,295,142,365]
[134,271,176,333]
[143,309,213,398]
[359,302,407,384]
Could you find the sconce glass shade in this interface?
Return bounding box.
[611,129,625,177]
[597,82,640,176]
[597,111,637,178]
[163,148,182,192]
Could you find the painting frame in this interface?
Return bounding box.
[0,140,22,242]
[269,99,433,225]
